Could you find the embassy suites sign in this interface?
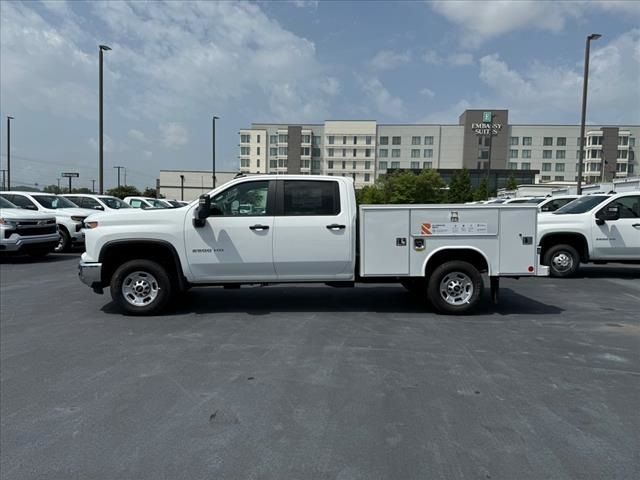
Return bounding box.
[470,111,503,136]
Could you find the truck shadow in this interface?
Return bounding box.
[0,252,81,264]
[575,265,640,279]
[101,285,563,317]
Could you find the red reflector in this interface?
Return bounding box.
[528,266,534,272]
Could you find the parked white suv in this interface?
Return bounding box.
[0,196,59,257]
[538,192,639,277]
[123,196,170,209]
[63,194,131,211]
[0,192,96,252]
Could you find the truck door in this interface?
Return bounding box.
[591,195,640,259]
[273,179,353,280]
[184,180,276,281]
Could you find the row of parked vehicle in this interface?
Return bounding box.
[0,191,191,257]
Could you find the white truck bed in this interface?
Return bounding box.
[359,204,542,277]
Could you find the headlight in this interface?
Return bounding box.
[71,216,87,222]
[0,218,17,227]
[84,221,99,229]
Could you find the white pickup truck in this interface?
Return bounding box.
[538,191,640,277]
[79,175,548,315]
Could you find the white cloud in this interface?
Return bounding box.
[419,99,472,124]
[291,0,319,9]
[88,135,116,153]
[128,129,147,142]
[448,52,474,66]
[144,150,153,158]
[360,77,406,119]
[369,49,412,70]
[160,123,189,148]
[420,87,435,98]
[422,49,473,66]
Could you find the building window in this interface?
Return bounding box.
[391,149,401,158]
[410,161,419,169]
[555,163,565,172]
[328,135,335,145]
[478,150,489,160]
[556,150,565,159]
[616,162,628,172]
[379,149,388,158]
[509,149,518,159]
[328,148,334,157]
[521,162,531,170]
[392,136,401,145]
[270,147,277,156]
[508,162,518,170]
[353,161,356,169]
[270,159,277,168]
[342,149,347,157]
[364,173,371,182]
[423,149,433,158]
[366,136,372,145]
[379,136,389,145]
[543,137,553,146]
[522,137,532,146]
[522,150,531,159]
[424,136,434,145]
[420,162,430,169]
[365,161,371,169]
[541,175,551,181]
[257,147,261,155]
[240,134,250,143]
[618,150,628,159]
[269,135,277,144]
[589,136,603,146]
[301,147,310,156]
[301,135,310,143]
[379,161,387,170]
[352,149,357,157]
[411,149,420,158]
[391,161,400,169]
[543,150,552,159]
[557,137,566,146]
[342,161,346,169]
[576,150,583,159]
[365,149,371,157]
[278,147,288,155]
[240,146,250,155]
[278,134,288,143]
[328,161,334,169]
[618,136,629,146]
[629,137,635,147]
[554,176,564,181]
[312,135,320,146]
[353,136,357,145]
[510,137,519,146]
[240,158,250,167]
[342,136,347,144]
[312,148,321,157]
[542,163,552,172]
[411,136,421,145]
[312,160,321,170]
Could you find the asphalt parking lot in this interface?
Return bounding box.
[1,254,639,480]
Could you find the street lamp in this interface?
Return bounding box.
[180,174,185,201]
[99,44,111,194]
[6,116,14,190]
[212,115,219,189]
[576,33,601,195]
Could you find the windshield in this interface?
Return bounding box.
[148,199,168,208]
[99,196,131,209]
[0,197,18,208]
[32,195,78,209]
[524,198,546,204]
[553,195,609,214]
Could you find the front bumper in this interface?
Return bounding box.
[536,265,550,277]
[79,261,103,293]
[0,232,61,253]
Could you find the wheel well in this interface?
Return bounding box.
[99,241,186,289]
[424,249,489,277]
[539,233,589,263]
[57,224,69,235]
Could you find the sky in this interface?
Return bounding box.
[1,0,639,190]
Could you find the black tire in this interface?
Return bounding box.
[110,259,173,315]
[427,260,483,315]
[54,228,70,253]
[27,249,50,259]
[400,278,425,295]
[543,244,580,278]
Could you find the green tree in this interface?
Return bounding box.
[506,174,518,190]
[356,185,385,204]
[447,168,473,203]
[106,185,141,199]
[382,171,418,204]
[72,187,92,194]
[414,170,447,203]
[43,184,61,194]
[473,178,489,201]
[142,187,163,198]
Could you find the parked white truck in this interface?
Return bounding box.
[0,196,59,257]
[79,176,548,315]
[538,191,640,277]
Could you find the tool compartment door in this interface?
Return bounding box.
[360,208,410,276]
[498,207,538,274]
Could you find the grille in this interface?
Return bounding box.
[4,225,58,238]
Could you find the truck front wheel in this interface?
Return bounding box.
[544,244,580,278]
[427,260,483,315]
[110,259,173,315]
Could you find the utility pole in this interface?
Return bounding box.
[57,178,61,193]
[68,176,72,193]
[0,169,6,190]
[212,115,219,189]
[113,165,124,189]
[99,45,111,194]
[124,167,127,186]
[91,179,96,193]
[180,174,185,201]
[7,116,14,190]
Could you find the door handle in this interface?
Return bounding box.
[326,224,346,230]
[249,224,269,231]
[633,224,640,229]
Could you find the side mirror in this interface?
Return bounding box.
[25,205,38,210]
[596,205,619,225]
[193,194,211,227]
[94,205,104,210]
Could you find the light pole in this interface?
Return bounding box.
[91,179,96,193]
[7,116,14,190]
[577,33,601,195]
[180,174,185,201]
[212,115,219,189]
[99,44,111,194]
[57,178,61,193]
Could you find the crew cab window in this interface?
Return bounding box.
[603,195,640,219]
[130,199,143,208]
[66,196,82,206]
[211,181,268,216]
[82,197,103,209]
[541,198,574,212]
[283,180,340,216]
[7,194,37,210]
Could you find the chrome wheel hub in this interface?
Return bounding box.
[552,252,573,272]
[122,271,159,306]
[440,272,473,305]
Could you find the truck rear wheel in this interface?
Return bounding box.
[427,260,483,315]
[544,244,579,278]
[110,259,173,315]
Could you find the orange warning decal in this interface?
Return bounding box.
[421,223,432,235]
